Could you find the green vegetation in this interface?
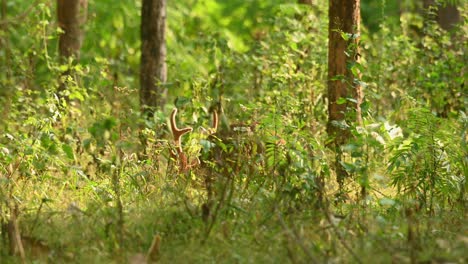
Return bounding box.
[0,0,466,263]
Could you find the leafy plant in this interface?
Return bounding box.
[388,106,464,212]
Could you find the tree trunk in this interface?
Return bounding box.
[57,0,87,95]
[298,0,314,5]
[327,0,362,187]
[436,5,460,31]
[140,0,167,116]
[57,0,87,59]
[423,0,460,31]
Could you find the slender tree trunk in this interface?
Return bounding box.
[1,0,11,83]
[57,0,87,95]
[299,0,313,5]
[436,5,460,31]
[327,0,362,188]
[140,0,167,116]
[423,0,460,31]
[57,0,87,59]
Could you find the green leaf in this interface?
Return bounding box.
[175,96,191,108]
[331,75,345,81]
[340,161,356,173]
[330,120,349,130]
[62,144,75,160]
[103,118,117,130]
[224,29,248,53]
[336,97,347,105]
[69,90,85,101]
[351,65,359,76]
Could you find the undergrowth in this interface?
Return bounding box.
[0,1,467,263]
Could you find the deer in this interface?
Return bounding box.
[169,107,220,223]
[169,106,266,228]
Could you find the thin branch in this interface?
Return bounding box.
[277,209,320,264]
[322,202,363,264]
[0,0,42,27]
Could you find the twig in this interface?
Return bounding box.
[202,173,231,243]
[29,198,46,234]
[322,201,363,264]
[0,0,42,27]
[276,208,320,264]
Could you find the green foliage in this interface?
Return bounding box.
[0,0,466,263]
[388,106,464,211]
[362,0,400,32]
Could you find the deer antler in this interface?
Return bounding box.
[211,110,218,134]
[169,108,218,172]
[170,108,193,154]
[170,108,197,172]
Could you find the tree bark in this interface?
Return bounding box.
[423,0,460,31]
[327,0,362,187]
[57,0,87,59]
[57,0,87,95]
[327,0,362,142]
[140,0,167,116]
[298,0,314,5]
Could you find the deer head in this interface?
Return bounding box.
[169,108,218,172]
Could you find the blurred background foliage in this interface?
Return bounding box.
[0,0,466,262]
[3,0,464,115]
